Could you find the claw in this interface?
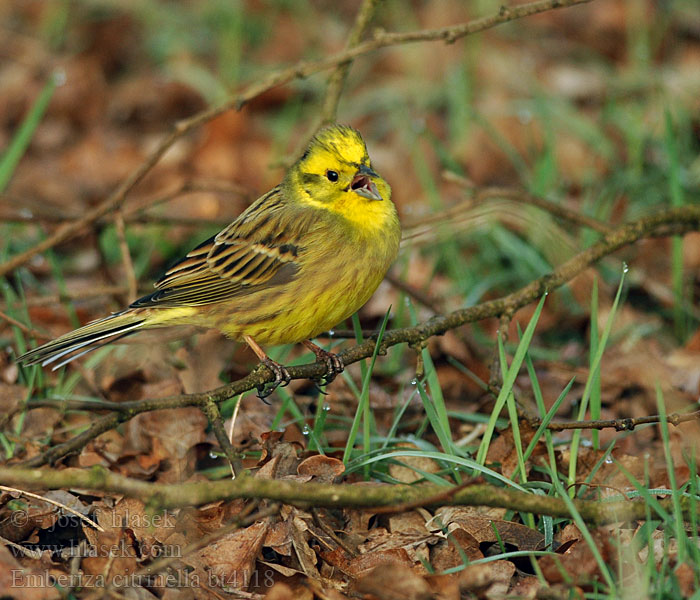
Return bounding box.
[244,334,293,402]
[303,340,344,386]
[256,358,291,401]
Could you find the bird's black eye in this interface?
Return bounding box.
[326,170,339,182]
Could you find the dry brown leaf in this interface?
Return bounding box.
[97,498,177,559]
[346,548,416,580]
[264,519,293,557]
[508,574,543,599]
[435,507,545,551]
[484,422,538,479]
[18,408,62,441]
[297,455,345,483]
[354,561,432,600]
[358,525,438,568]
[78,429,124,468]
[175,330,232,394]
[0,544,60,600]
[429,527,483,571]
[263,581,313,600]
[539,526,612,585]
[123,407,207,482]
[386,509,431,536]
[0,383,23,425]
[289,514,321,580]
[195,520,269,592]
[80,524,139,585]
[674,562,696,598]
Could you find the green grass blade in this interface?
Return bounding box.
[0,72,59,192]
[476,294,546,465]
[415,379,456,458]
[422,347,451,447]
[347,449,529,493]
[589,278,601,450]
[342,308,391,465]
[550,467,617,592]
[568,266,627,496]
[664,109,687,341]
[499,334,527,484]
[656,383,687,563]
[522,377,575,465]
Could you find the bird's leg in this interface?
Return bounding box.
[302,340,344,385]
[244,335,291,400]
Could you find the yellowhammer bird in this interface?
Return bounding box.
[18,124,401,396]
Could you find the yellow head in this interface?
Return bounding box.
[285,125,393,228]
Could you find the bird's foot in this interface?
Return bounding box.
[256,358,291,401]
[303,340,344,386]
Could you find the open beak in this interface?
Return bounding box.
[350,165,382,201]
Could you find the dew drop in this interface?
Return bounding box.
[581,438,592,447]
[53,69,67,86]
[517,108,533,124]
[322,404,331,412]
[209,451,219,459]
[410,378,418,386]
[302,425,311,436]
[622,262,629,274]
[328,330,335,338]
[604,456,613,464]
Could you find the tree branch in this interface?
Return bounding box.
[0,465,693,526]
[320,0,382,125]
[0,0,591,278]
[544,410,700,431]
[18,205,700,468]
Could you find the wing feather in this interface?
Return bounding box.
[130,187,305,309]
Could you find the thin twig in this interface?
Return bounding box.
[0,309,51,341]
[0,534,42,559]
[113,210,137,303]
[312,508,357,557]
[442,173,613,234]
[0,485,104,531]
[0,464,693,526]
[385,271,442,313]
[319,0,381,125]
[543,410,700,431]
[3,286,131,309]
[0,180,248,226]
[17,205,700,468]
[201,398,244,477]
[0,0,591,279]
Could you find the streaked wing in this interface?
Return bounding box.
[130,187,303,308]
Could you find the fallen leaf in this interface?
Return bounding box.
[297,455,345,483]
[354,561,432,600]
[0,544,60,600]
[196,520,269,592]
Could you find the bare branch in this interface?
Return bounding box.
[0,464,693,526]
[0,0,591,278]
[202,398,244,477]
[543,410,700,431]
[18,205,700,468]
[320,0,382,125]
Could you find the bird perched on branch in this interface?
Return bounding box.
[18,124,401,397]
